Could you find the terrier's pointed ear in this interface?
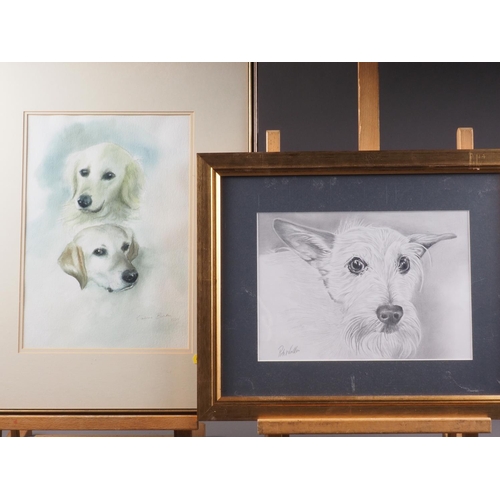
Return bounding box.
[58,242,88,289]
[273,219,335,269]
[409,233,457,258]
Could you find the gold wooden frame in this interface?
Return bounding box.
[197,149,500,421]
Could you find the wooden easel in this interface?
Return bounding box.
[1,414,204,438]
[259,63,491,437]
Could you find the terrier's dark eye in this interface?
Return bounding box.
[102,171,116,180]
[121,243,130,252]
[80,169,90,177]
[93,248,107,257]
[398,255,410,274]
[347,257,367,275]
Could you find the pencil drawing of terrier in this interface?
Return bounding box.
[258,217,457,361]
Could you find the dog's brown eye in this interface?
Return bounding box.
[398,256,410,274]
[102,172,115,180]
[80,169,90,177]
[347,257,367,275]
[93,248,107,257]
[121,243,130,252]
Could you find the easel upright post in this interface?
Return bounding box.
[358,62,380,151]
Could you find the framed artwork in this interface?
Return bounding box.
[197,150,500,420]
[0,63,251,411]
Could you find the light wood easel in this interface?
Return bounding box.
[259,63,490,437]
[1,415,204,438]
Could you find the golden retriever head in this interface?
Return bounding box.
[63,143,144,226]
[58,224,140,292]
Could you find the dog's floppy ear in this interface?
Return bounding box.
[58,242,88,289]
[273,219,335,269]
[121,158,144,210]
[121,226,139,261]
[408,233,457,258]
[127,235,140,261]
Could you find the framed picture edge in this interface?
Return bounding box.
[0,62,253,417]
[197,149,500,421]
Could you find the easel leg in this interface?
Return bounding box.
[174,423,206,437]
[6,430,32,437]
[443,432,479,437]
[173,430,193,437]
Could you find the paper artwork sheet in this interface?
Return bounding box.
[22,113,192,350]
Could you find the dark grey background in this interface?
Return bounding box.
[256,62,500,152]
[208,62,500,436]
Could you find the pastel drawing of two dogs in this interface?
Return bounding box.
[58,143,143,292]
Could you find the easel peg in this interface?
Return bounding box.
[266,130,281,152]
[456,128,474,149]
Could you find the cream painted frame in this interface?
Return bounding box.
[0,63,251,411]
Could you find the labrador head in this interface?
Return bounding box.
[58,224,139,292]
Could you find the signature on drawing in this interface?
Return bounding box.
[136,313,171,321]
[278,345,300,357]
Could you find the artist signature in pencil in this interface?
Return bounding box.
[278,345,300,357]
[136,313,171,321]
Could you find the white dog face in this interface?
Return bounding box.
[273,219,456,358]
[58,224,139,292]
[63,143,144,226]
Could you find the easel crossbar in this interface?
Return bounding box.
[258,416,491,435]
[0,414,198,432]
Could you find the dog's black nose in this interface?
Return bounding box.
[376,305,403,326]
[122,269,138,284]
[77,194,92,208]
